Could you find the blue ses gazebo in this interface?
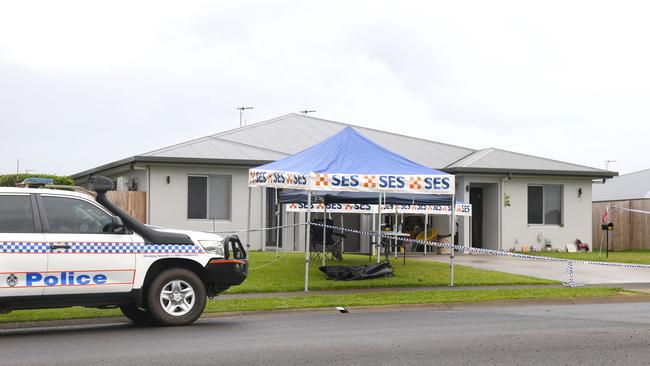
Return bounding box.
[249,127,456,291]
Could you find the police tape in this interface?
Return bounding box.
[309,222,650,288]
[249,251,290,270]
[610,206,650,215]
[213,222,308,234]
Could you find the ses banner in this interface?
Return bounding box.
[285,203,471,216]
[249,170,455,195]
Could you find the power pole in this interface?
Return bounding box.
[237,106,254,127]
[604,160,617,171]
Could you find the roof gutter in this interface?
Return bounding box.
[446,167,617,179]
[71,156,276,180]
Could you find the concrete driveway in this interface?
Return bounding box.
[423,253,650,285]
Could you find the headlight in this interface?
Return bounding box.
[199,240,225,257]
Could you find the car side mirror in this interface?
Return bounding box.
[111,216,126,234]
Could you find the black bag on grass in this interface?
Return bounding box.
[319,261,393,281]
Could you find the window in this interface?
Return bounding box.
[187,176,208,219]
[265,188,278,247]
[527,185,563,225]
[0,195,36,233]
[187,175,232,220]
[42,196,114,233]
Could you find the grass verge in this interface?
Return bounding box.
[226,252,556,294]
[524,250,650,265]
[0,287,622,324]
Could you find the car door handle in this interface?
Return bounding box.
[50,243,71,250]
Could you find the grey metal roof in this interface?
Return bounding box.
[445,148,616,177]
[145,136,288,161]
[593,169,650,201]
[71,113,616,179]
[199,113,475,169]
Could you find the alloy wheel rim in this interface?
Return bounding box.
[159,279,195,317]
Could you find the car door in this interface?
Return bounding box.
[39,194,137,296]
[0,193,48,297]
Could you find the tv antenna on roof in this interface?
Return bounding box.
[300,110,316,115]
[604,160,617,170]
[237,106,254,127]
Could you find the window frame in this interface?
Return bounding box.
[0,193,42,233]
[527,184,564,226]
[37,194,125,234]
[186,174,232,222]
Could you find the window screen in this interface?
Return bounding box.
[527,186,543,224]
[528,185,562,225]
[0,195,36,233]
[188,176,208,219]
[42,196,113,233]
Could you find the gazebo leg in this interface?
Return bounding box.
[305,191,312,292]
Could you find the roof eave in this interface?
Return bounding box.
[70,156,275,179]
[446,167,618,178]
[70,156,137,179]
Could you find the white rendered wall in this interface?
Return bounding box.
[147,165,266,250]
[501,176,592,251]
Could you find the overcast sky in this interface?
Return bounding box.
[1,1,648,176]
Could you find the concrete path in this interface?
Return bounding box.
[422,253,650,285]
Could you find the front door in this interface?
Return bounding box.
[0,194,48,297]
[39,194,137,296]
[470,187,483,248]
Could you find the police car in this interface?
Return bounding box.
[0,176,248,326]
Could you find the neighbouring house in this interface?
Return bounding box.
[592,169,650,251]
[72,114,616,252]
[593,168,650,202]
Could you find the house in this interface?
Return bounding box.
[71,113,617,252]
[593,169,650,202]
[592,169,650,251]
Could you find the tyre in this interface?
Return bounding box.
[146,268,206,326]
[120,305,157,326]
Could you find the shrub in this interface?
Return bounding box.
[0,174,75,187]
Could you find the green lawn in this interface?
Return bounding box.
[225,252,556,294]
[0,252,568,325]
[0,287,622,324]
[524,250,650,265]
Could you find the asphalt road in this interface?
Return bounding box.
[3,302,650,366]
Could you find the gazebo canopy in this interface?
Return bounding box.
[249,127,455,195]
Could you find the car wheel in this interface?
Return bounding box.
[147,268,206,326]
[120,305,157,325]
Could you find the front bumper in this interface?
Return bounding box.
[204,235,248,295]
[205,258,248,287]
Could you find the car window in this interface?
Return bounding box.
[42,196,114,234]
[0,195,36,233]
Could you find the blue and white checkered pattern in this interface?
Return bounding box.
[0,242,203,254]
[0,242,50,253]
[140,244,203,254]
[65,242,139,254]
